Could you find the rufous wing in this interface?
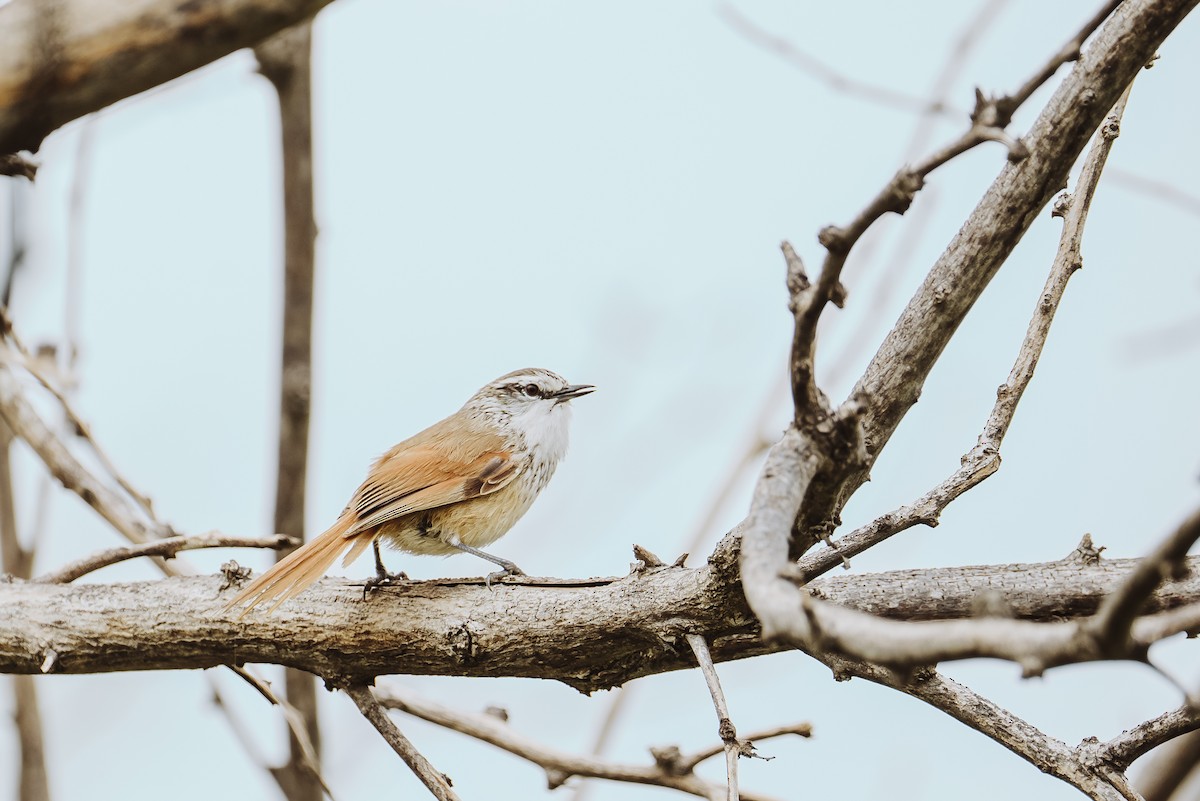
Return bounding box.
[345,449,518,535]
[225,442,519,615]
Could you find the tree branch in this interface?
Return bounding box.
[1097,704,1200,772]
[823,657,1132,801]
[0,0,338,154]
[256,19,321,801]
[4,552,1199,682]
[805,0,1195,541]
[0,345,174,553]
[345,685,460,801]
[374,682,789,801]
[794,72,1139,584]
[686,634,739,801]
[34,533,299,584]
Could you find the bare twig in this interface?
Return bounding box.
[229,666,332,799]
[0,311,158,520]
[782,0,1115,423]
[1003,0,1123,112]
[345,685,461,801]
[1133,729,1200,801]
[208,671,334,799]
[0,346,173,553]
[686,634,740,801]
[36,533,299,584]
[718,4,964,119]
[0,420,49,801]
[840,661,1131,801]
[670,724,811,774]
[373,683,788,801]
[256,20,322,801]
[1087,506,1200,658]
[1108,166,1200,218]
[1098,704,1200,772]
[795,79,1138,583]
[794,0,1184,549]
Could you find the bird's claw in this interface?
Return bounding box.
[484,563,526,590]
[362,569,409,600]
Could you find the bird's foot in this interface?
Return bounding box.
[362,568,409,600]
[484,561,526,589]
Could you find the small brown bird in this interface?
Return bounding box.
[226,368,593,613]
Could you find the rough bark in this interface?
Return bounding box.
[2,555,1197,691]
[0,0,336,154]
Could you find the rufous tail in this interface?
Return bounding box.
[224,515,363,615]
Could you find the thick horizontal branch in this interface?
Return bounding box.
[0,0,337,154]
[2,555,1199,687]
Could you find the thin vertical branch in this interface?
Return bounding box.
[2,155,50,801]
[686,634,740,801]
[256,20,321,801]
[1,421,51,801]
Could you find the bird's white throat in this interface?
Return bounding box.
[512,400,572,466]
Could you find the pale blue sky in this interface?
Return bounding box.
[2,1,1199,799]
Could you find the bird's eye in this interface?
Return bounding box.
[523,383,541,397]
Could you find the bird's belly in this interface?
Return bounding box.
[376,487,537,556]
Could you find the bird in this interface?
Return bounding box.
[225,367,594,614]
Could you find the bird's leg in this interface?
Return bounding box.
[362,538,408,600]
[447,537,526,587]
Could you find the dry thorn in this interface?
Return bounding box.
[632,543,667,569]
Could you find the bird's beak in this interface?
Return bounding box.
[553,384,595,404]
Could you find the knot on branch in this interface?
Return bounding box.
[1101,114,1122,141]
[1051,191,1073,218]
[649,745,689,776]
[218,560,251,591]
[1064,534,1105,565]
[817,225,850,255]
[883,169,925,216]
[782,241,810,310]
[718,716,737,743]
[974,88,1017,130]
